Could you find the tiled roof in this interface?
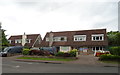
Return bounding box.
[40,29,108,47]
[8,34,41,47]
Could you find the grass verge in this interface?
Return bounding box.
[17,57,76,61]
[100,60,120,64]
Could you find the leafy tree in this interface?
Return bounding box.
[0,23,9,51]
[115,32,120,46]
[107,31,119,46]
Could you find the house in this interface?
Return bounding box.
[8,33,42,48]
[40,29,108,54]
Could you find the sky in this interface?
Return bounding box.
[0,0,119,39]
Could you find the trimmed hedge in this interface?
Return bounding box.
[69,49,78,57]
[99,54,120,61]
[55,52,64,57]
[55,49,78,57]
[22,48,31,55]
[109,46,120,56]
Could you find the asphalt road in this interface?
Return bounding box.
[1,56,119,73]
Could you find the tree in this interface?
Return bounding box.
[0,23,9,51]
[107,31,120,46]
[115,32,120,46]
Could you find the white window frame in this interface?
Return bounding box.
[26,39,31,43]
[46,37,49,41]
[74,35,86,41]
[15,39,22,43]
[92,47,104,51]
[92,34,104,41]
[8,40,11,44]
[60,46,71,52]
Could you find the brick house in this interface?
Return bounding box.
[40,29,108,54]
[8,33,42,48]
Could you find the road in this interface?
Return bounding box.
[1,56,119,73]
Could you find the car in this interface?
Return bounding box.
[0,46,23,57]
[29,47,53,56]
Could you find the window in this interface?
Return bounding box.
[46,36,67,42]
[46,37,49,41]
[74,35,86,41]
[54,37,67,41]
[26,39,31,43]
[15,39,22,43]
[92,34,104,41]
[8,40,11,44]
[92,47,103,51]
[60,46,71,52]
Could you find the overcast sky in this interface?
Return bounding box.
[0,0,119,38]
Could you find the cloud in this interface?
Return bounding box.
[0,0,119,38]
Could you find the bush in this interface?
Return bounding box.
[63,53,71,57]
[99,54,120,61]
[22,48,31,55]
[55,52,64,57]
[109,46,120,56]
[69,49,78,57]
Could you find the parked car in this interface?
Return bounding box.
[0,46,23,57]
[29,47,56,56]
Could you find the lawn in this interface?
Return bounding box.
[17,57,76,61]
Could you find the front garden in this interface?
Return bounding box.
[18,48,78,61]
[98,46,120,64]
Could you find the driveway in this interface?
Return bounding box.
[57,54,118,67]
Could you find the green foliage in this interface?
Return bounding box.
[55,52,64,57]
[55,49,78,57]
[109,46,120,56]
[69,49,78,57]
[0,25,9,50]
[99,54,120,61]
[22,48,31,55]
[107,31,120,46]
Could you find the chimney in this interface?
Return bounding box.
[49,31,54,47]
[22,32,27,46]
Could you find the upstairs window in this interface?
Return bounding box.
[46,37,49,41]
[26,39,31,43]
[8,40,11,44]
[46,36,67,42]
[53,36,67,41]
[15,39,22,43]
[74,35,86,41]
[92,34,104,41]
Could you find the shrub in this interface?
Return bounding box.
[99,54,120,61]
[69,49,78,57]
[22,48,31,55]
[55,52,64,57]
[109,46,120,56]
[63,53,71,57]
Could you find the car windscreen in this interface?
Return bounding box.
[3,47,10,52]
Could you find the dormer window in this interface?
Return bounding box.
[92,34,104,41]
[15,39,22,43]
[74,35,86,41]
[26,39,31,43]
[8,40,11,44]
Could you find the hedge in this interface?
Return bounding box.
[109,46,120,56]
[99,54,120,61]
[55,49,78,57]
[22,48,31,55]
